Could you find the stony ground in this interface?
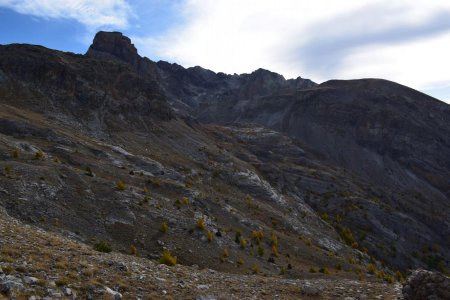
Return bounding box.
[0,207,402,300]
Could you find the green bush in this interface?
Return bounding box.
[94,241,112,253]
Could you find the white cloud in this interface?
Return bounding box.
[136,0,450,103]
[0,0,132,29]
[335,32,450,90]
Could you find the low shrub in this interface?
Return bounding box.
[160,222,168,233]
[12,149,20,158]
[271,233,278,247]
[236,258,244,267]
[207,230,213,242]
[367,263,376,274]
[116,180,126,191]
[159,250,177,266]
[93,241,112,253]
[235,229,243,244]
[251,264,259,274]
[196,218,206,230]
[223,248,229,258]
[34,150,44,160]
[239,238,247,249]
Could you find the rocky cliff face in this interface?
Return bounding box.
[0,31,449,293]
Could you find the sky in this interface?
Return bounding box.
[1,0,450,104]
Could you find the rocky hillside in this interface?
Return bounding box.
[0,31,449,299]
[0,206,403,299]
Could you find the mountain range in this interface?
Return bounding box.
[0,31,449,299]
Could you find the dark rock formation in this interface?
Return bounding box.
[86,31,140,68]
[403,269,450,300]
[0,42,173,133]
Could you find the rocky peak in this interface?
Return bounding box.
[86,31,140,68]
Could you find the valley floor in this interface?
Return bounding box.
[0,208,402,300]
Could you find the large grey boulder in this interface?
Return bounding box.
[402,269,450,300]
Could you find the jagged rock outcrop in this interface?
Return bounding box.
[86,31,140,68]
[86,32,316,114]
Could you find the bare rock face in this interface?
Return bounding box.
[86,31,140,68]
[402,269,450,300]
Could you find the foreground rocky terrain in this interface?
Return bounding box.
[0,207,402,299]
[0,31,449,298]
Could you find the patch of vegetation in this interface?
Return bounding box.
[367,263,376,274]
[185,178,193,188]
[12,149,20,158]
[395,270,405,282]
[239,238,247,249]
[34,150,44,160]
[320,212,329,222]
[4,165,12,175]
[116,180,126,191]
[234,229,243,244]
[223,248,229,258]
[339,227,356,246]
[160,222,168,233]
[150,177,161,187]
[252,230,263,244]
[236,258,244,267]
[196,218,206,230]
[2,265,14,274]
[319,267,330,274]
[251,264,259,274]
[93,241,112,253]
[309,267,317,273]
[271,245,279,257]
[257,246,264,257]
[159,250,177,266]
[270,233,278,247]
[206,230,213,242]
[139,195,150,206]
[55,277,71,286]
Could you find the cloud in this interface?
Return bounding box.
[289,5,450,78]
[0,0,132,29]
[135,0,450,102]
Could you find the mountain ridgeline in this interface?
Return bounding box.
[0,30,449,285]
